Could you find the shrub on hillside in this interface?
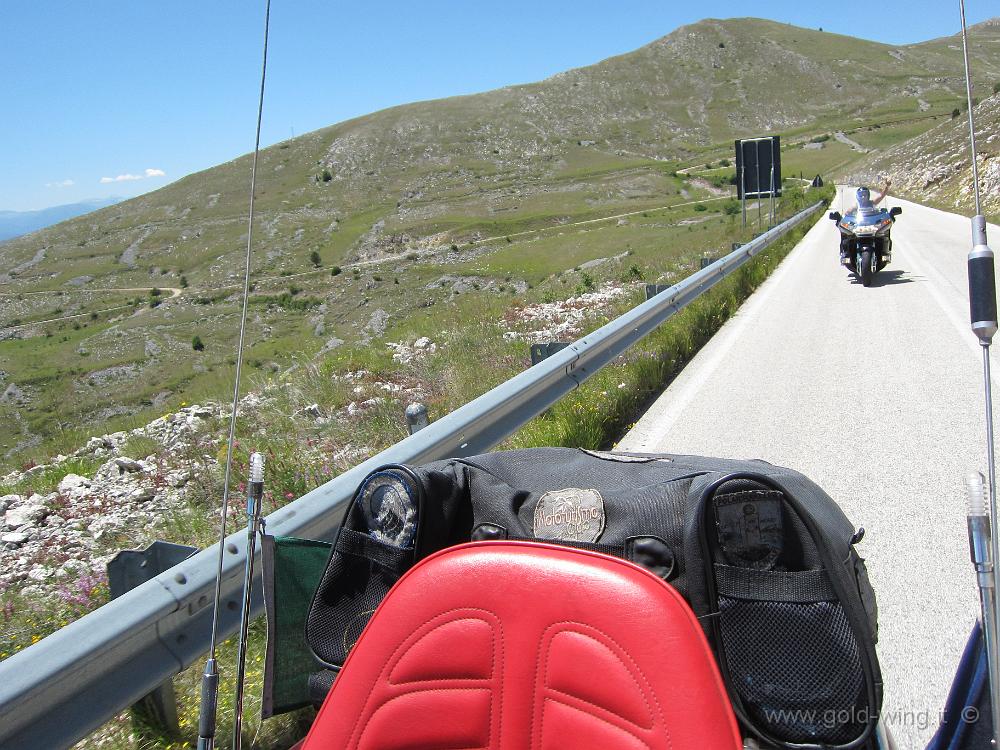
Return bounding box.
[192,335,204,351]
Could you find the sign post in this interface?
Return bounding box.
[735,136,782,232]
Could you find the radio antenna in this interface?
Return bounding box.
[197,1,272,748]
[959,0,1000,743]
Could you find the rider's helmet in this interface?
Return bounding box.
[856,186,872,207]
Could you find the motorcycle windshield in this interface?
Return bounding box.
[844,208,890,227]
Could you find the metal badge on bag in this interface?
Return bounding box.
[533,488,606,543]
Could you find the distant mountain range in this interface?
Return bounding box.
[0,197,122,241]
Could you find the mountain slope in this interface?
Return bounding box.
[2,18,998,293]
[852,88,1000,220]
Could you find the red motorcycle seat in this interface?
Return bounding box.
[300,540,742,750]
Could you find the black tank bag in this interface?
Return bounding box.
[306,447,882,749]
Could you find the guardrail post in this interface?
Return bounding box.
[645,284,673,300]
[529,342,571,365]
[106,540,197,736]
[405,402,430,434]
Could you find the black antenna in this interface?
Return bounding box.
[197,1,272,748]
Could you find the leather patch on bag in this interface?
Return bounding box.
[533,488,606,542]
[359,470,418,549]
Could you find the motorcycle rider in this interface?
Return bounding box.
[840,180,891,260]
[848,180,891,213]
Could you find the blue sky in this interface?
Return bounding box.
[1,1,993,212]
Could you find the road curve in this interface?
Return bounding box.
[620,187,1000,747]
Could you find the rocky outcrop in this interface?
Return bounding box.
[502,283,635,341]
[0,404,221,598]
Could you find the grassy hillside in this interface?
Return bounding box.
[1,16,998,469]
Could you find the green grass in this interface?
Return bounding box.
[781,141,858,181]
[847,116,951,150]
[0,455,105,496]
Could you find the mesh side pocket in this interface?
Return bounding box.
[717,592,867,745]
[306,527,412,668]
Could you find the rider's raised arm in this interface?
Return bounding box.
[872,180,891,206]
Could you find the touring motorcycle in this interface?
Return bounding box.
[829,205,903,286]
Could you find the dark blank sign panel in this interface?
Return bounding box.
[735,136,782,198]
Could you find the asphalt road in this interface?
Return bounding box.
[619,187,1000,747]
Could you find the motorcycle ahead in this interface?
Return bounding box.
[829,205,903,286]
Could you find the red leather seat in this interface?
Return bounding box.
[300,541,741,750]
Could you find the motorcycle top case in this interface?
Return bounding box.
[306,447,882,750]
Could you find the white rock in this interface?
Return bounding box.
[128,487,155,503]
[58,473,91,496]
[0,494,22,513]
[166,471,190,488]
[414,336,433,350]
[1,531,28,545]
[86,436,113,453]
[114,457,144,473]
[5,503,46,529]
[304,403,322,418]
[28,566,52,581]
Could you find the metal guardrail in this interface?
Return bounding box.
[0,201,823,749]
